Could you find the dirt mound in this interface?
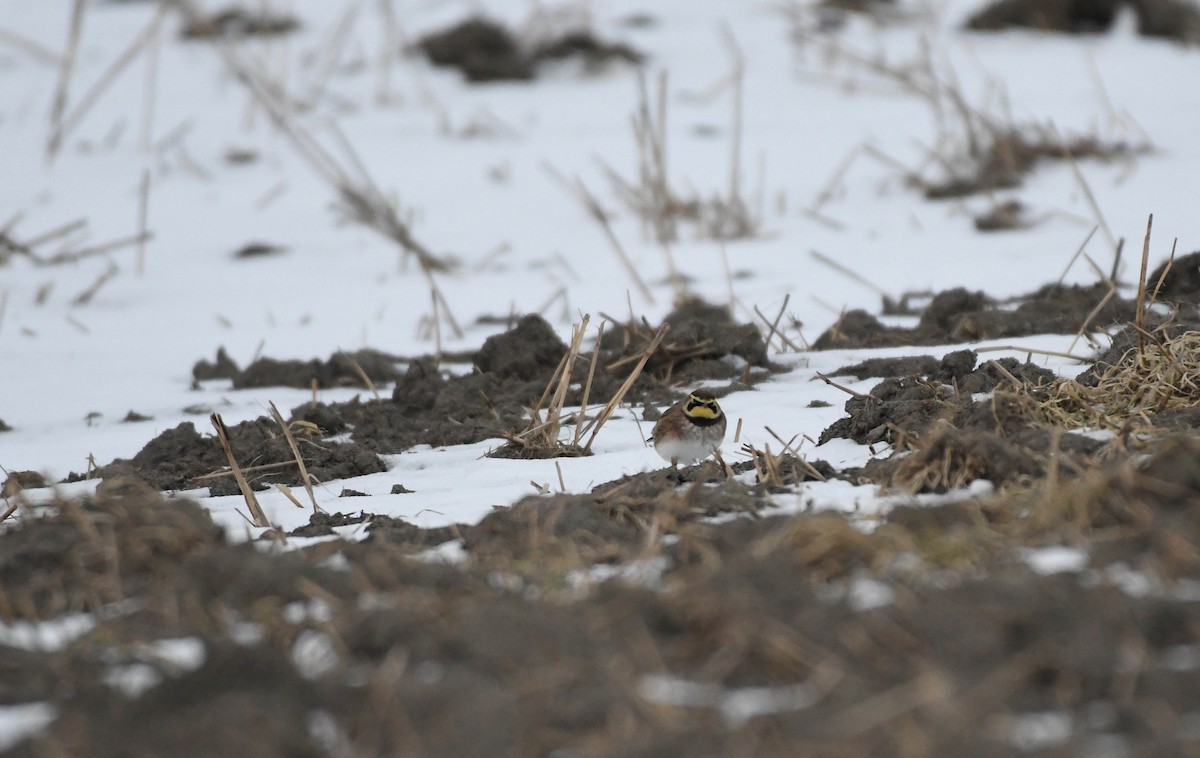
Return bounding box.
[2,470,46,497]
[888,426,1044,493]
[191,347,403,389]
[967,0,1123,34]
[1147,250,1200,303]
[286,303,769,456]
[967,0,1200,42]
[14,430,1200,756]
[830,354,941,380]
[819,351,1057,446]
[656,298,769,374]
[89,418,386,496]
[417,18,642,83]
[0,488,222,618]
[815,282,1132,349]
[192,347,240,382]
[473,313,568,380]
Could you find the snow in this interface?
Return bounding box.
[291,629,340,680]
[1020,545,1089,575]
[0,703,56,751]
[101,637,207,697]
[1003,710,1074,752]
[638,674,818,728]
[0,613,95,651]
[847,576,896,610]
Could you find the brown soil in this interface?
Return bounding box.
[14,292,1200,755]
[814,282,1133,349]
[85,418,387,497]
[10,446,1200,756]
[967,0,1200,43]
[192,347,404,390]
[819,350,1059,445]
[79,301,769,497]
[417,18,643,83]
[1147,249,1200,304]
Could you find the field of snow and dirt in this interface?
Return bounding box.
[4,0,1200,753]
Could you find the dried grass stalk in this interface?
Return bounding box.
[1032,330,1200,436]
[268,401,321,513]
[501,316,591,457]
[210,413,270,527]
[583,324,669,453]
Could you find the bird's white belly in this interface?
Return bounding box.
[655,436,719,464]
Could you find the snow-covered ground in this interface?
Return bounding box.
[1,0,1196,528]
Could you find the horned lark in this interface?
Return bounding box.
[650,389,726,465]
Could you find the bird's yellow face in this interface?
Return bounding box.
[683,393,722,424]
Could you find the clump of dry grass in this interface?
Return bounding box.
[972,434,1200,585]
[741,436,829,489]
[888,425,1041,495]
[1028,329,1200,436]
[749,513,889,582]
[495,316,597,459]
[182,3,464,351]
[922,129,1142,200]
[784,7,1150,223]
[601,59,761,244]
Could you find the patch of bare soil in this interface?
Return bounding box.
[19,289,1200,754]
[819,349,1058,445]
[417,18,643,83]
[10,443,1200,756]
[923,131,1142,200]
[1147,249,1200,305]
[967,0,1200,43]
[823,0,896,12]
[192,347,403,389]
[294,302,769,457]
[974,198,1031,232]
[823,308,1200,499]
[85,418,387,497]
[74,301,769,498]
[814,282,1133,349]
[2,471,46,498]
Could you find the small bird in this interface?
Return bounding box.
[650,389,727,466]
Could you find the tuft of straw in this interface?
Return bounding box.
[210,414,270,527]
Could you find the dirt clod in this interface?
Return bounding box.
[233,349,401,390]
[192,347,240,382]
[889,426,1043,493]
[91,419,386,496]
[967,0,1200,43]
[816,282,1132,349]
[2,470,46,497]
[473,314,568,381]
[417,18,642,83]
[1147,250,1200,304]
